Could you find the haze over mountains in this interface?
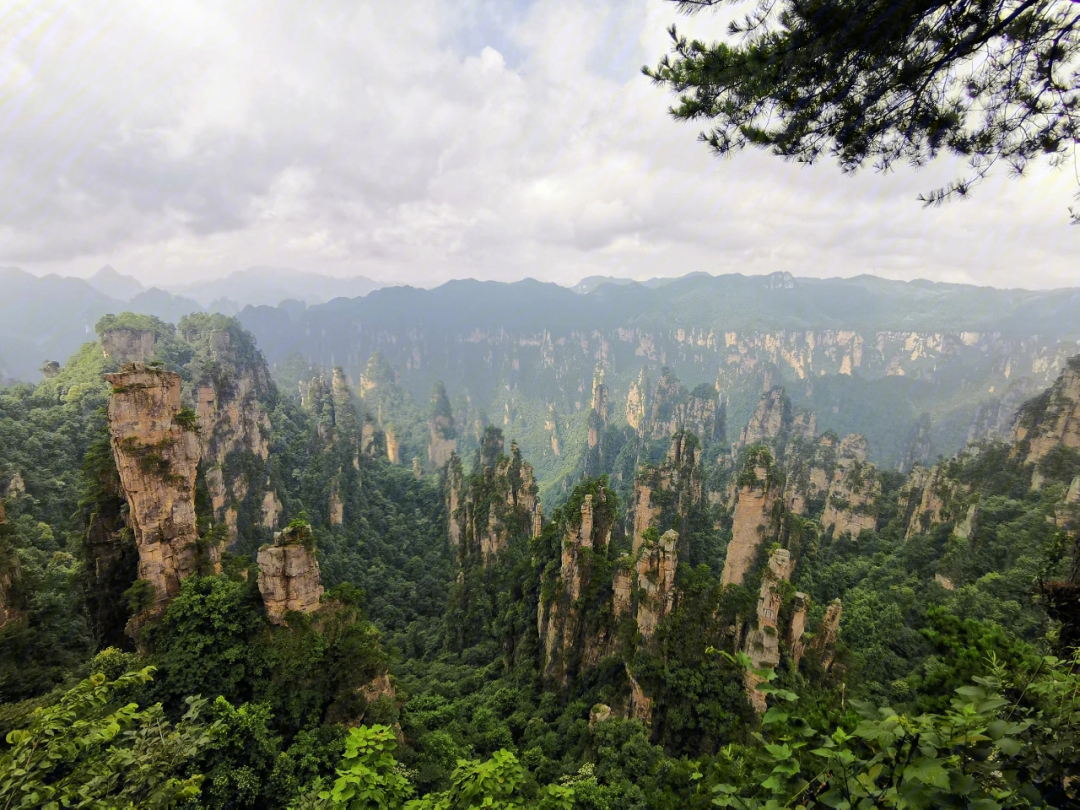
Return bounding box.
[4,265,1079,474]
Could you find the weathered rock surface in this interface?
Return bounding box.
[821,434,881,539]
[901,464,968,538]
[629,432,703,555]
[744,548,795,711]
[428,381,457,470]
[626,368,648,432]
[722,462,776,586]
[192,325,280,542]
[1012,356,1080,465]
[101,327,156,363]
[808,599,843,671]
[635,529,678,641]
[447,434,540,562]
[106,363,217,628]
[257,524,324,625]
[386,426,401,464]
[643,367,722,444]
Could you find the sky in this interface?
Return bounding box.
[1,0,1078,291]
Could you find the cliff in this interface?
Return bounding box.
[634,529,678,641]
[820,434,881,539]
[641,367,722,445]
[185,317,281,542]
[744,548,795,712]
[629,432,703,557]
[105,362,217,630]
[808,599,843,671]
[537,483,617,684]
[1012,356,1080,467]
[428,381,457,471]
[257,522,324,625]
[447,430,541,563]
[722,451,777,587]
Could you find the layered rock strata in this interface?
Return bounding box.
[257,524,324,625]
[722,460,776,586]
[106,363,217,628]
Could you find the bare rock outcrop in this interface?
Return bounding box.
[808,599,843,671]
[101,327,156,363]
[257,523,324,625]
[643,367,722,444]
[629,432,703,555]
[447,433,540,563]
[789,592,810,665]
[428,381,457,471]
[386,426,401,464]
[537,485,616,683]
[820,434,881,539]
[190,323,280,542]
[106,363,217,629]
[635,529,678,641]
[626,368,648,432]
[1012,356,1080,465]
[722,455,777,586]
[744,548,795,712]
[901,464,968,539]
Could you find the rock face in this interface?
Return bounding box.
[789,592,810,664]
[257,523,324,625]
[809,599,843,671]
[1012,356,1080,465]
[626,369,648,432]
[106,363,217,628]
[101,327,156,363]
[722,455,776,586]
[635,529,679,641]
[447,431,540,563]
[898,413,933,473]
[629,432,703,556]
[189,321,281,542]
[386,426,401,464]
[901,464,967,538]
[428,381,457,471]
[642,367,722,444]
[537,485,616,684]
[744,548,795,711]
[820,435,881,539]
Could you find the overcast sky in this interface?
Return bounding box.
[1,0,1078,290]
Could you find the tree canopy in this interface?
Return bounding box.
[645,0,1080,215]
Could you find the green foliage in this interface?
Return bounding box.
[0,668,217,809]
[646,0,1080,214]
[95,312,173,337]
[709,655,1080,809]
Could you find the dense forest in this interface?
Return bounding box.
[0,311,1077,808]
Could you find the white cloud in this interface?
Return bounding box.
[0,0,1076,289]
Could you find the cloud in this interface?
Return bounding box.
[0,0,1075,289]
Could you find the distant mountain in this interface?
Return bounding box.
[237,272,1080,473]
[171,267,384,307]
[570,272,709,294]
[0,267,203,381]
[85,265,145,301]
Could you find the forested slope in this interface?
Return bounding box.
[0,312,1077,808]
